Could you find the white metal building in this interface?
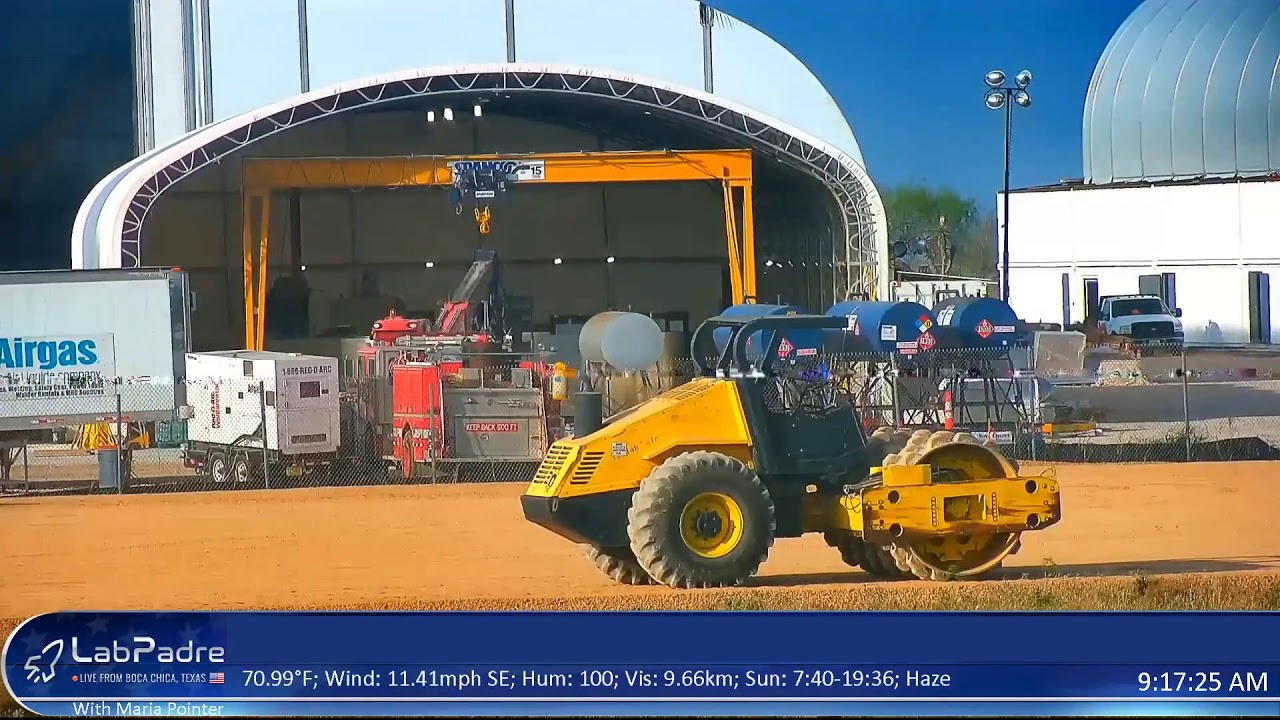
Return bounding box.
[1000,0,1280,344]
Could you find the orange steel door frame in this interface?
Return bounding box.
[238,150,757,349]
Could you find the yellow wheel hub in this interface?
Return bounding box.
[679,492,744,558]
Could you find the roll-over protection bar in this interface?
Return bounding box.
[691,314,849,376]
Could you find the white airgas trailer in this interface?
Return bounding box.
[0,268,191,432]
[182,351,340,484]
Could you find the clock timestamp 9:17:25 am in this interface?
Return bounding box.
[1136,670,1269,694]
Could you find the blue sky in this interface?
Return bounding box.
[708,0,1144,203]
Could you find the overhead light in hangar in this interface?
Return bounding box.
[606,256,616,264]
[425,261,435,268]
[426,111,435,123]
[554,258,563,265]
[474,103,483,118]
[443,107,455,122]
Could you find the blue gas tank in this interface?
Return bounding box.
[933,297,1025,349]
[825,300,941,355]
[710,303,824,362]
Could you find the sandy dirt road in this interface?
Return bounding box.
[2,461,1278,621]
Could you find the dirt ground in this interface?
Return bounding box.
[3,461,1279,623]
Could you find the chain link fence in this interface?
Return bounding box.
[4,341,1280,498]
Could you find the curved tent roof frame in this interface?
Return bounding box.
[75,63,889,301]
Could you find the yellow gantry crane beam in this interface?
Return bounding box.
[239,150,757,349]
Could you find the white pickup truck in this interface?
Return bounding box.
[1094,294,1184,349]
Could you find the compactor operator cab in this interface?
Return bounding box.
[692,314,871,483]
[521,312,1062,591]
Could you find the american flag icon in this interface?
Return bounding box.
[209,672,225,685]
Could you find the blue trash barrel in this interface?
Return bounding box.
[825,300,941,355]
[933,297,1025,349]
[710,303,824,363]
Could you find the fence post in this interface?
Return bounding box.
[889,355,901,427]
[1180,348,1192,462]
[429,349,439,482]
[1028,372,1039,463]
[111,386,122,491]
[260,379,271,489]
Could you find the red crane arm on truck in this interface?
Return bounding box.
[434,249,504,338]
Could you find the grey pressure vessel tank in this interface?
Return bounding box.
[578,311,664,372]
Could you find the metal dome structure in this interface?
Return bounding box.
[1083,0,1280,184]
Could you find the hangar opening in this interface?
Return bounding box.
[134,82,855,352]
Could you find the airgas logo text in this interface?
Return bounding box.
[0,337,100,371]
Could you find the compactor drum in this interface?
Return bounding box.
[521,313,1061,589]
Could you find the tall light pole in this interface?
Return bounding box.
[985,69,1032,303]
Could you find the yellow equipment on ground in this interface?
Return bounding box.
[521,313,1062,588]
[73,423,151,451]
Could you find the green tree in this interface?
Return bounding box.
[881,183,996,280]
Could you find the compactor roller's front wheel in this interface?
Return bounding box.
[880,430,1020,581]
[628,451,775,589]
[585,545,654,586]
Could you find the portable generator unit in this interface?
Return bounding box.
[183,350,340,484]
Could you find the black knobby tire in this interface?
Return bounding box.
[627,451,775,589]
[585,545,654,586]
[825,532,866,570]
[860,543,902,578]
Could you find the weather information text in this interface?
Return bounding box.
[6,611,1280,717]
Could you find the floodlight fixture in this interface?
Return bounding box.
[982,67,1034,303]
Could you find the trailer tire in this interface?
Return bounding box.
[208,451,229,484]
[232,453,253,484]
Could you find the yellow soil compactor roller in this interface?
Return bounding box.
[521,312,1062,588]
